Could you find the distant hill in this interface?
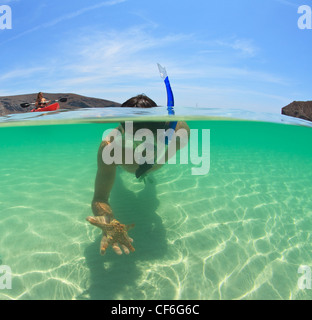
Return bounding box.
[282,101,312,122]
[0,93,121,116]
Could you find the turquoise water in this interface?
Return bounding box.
[0,108,312,300]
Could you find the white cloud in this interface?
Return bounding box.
[43,0,127,28]
[274,0,299,8]
[58,26,192,82]
[210,38,259,57]
[0,67,46,81]
[32,25,287,114]
[0,0,20,3]
[0,23,291,114]
[1,0,127,44]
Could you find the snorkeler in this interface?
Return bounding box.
[86,94,190,255]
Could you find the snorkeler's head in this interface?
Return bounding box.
[120,94,169,134]
[120,94,157,109]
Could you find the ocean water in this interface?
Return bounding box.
[0,107,312,300]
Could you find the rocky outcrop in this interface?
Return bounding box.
[282,101,312,122]
[0,93,121,116]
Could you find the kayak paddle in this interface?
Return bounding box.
[20,98,67,108]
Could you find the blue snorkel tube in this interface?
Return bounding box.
[135,64,177,180]
[157,63,177,144]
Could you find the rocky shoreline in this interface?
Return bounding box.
[2,93,312,123]
[0,93,121,116]
[282,101,312,122]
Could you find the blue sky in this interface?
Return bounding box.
[0,0,311,113]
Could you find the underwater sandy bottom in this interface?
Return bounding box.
[0,121,312,300]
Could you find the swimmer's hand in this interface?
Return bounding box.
[86,216,135,255]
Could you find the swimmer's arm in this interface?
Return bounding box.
[92,140,116,223]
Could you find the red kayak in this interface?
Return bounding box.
[31,102,60,112]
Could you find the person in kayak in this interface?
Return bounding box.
[87,94,190,255]
[35,92,48,109]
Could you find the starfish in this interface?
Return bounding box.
[86,216,135,255]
